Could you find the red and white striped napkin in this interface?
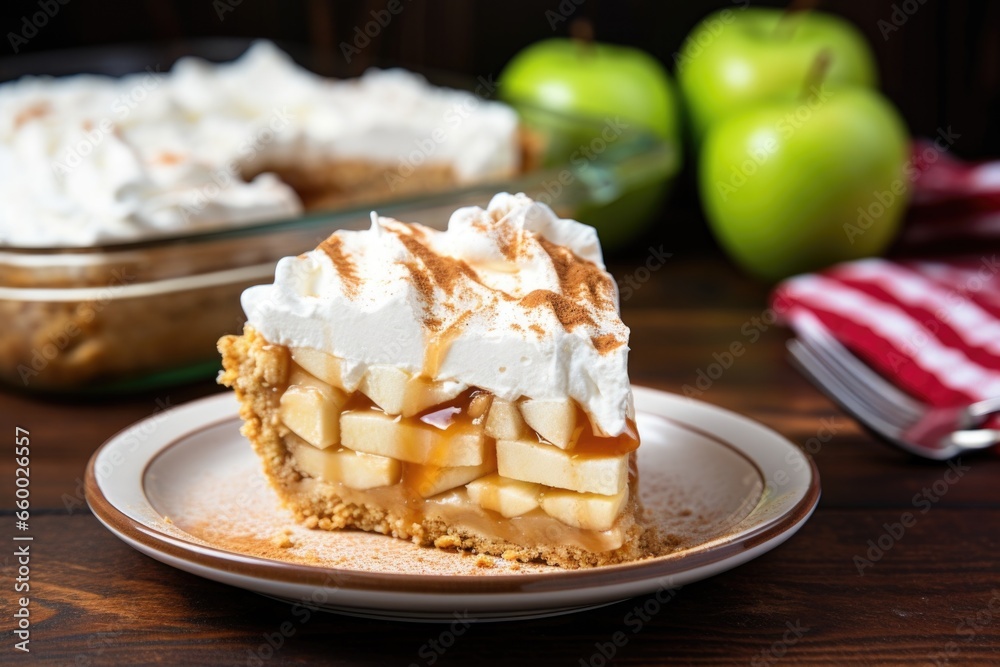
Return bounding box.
[773,256,1000,408]
[772,141,1000,412]
[902,139,1000,247]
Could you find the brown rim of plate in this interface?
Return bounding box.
[84,401,821,596]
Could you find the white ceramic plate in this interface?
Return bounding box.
[86,387,819,622]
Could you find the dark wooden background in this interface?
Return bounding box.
[1,0,997,255]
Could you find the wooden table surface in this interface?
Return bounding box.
[3,254,999,666]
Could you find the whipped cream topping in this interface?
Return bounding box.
[243,193,633,437]
[0,41,520,247]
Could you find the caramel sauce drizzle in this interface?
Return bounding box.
[566,406,640,458]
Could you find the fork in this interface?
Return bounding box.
[786,316,1000,460]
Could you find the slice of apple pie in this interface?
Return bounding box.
[218,192,647,568]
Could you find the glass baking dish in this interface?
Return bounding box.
[0,42,677,393]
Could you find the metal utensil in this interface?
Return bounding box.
[787,318,1000,459]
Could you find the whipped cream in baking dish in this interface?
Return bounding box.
[242,192,634,437]
[0,41,520,247]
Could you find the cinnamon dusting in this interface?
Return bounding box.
[14,103,50,128]
[391,226,480,294]
[320,235,361,297]
[401,260,443,330]
[156,151,184,165]
[591,334,624,354]
[472,207,526,261]
[537,237,616,310]
[519,289,594,330]
[490,211,523,261]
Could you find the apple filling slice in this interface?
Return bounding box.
[280,347,640,543]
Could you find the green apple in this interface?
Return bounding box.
[499,37,682,249]
[699,87,910,282]
[678,8,878,143]
[501,38,681,143]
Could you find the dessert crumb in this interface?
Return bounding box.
[434,535,462,550]
[272,533,295,549]
[475,555,494,569]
